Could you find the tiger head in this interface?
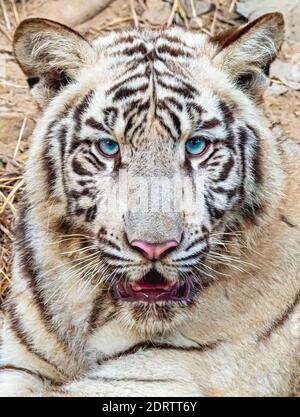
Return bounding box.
[14,14,284,336]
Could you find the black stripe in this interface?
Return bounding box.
[157,102,181,136]
[238,127,248,202]
[124,113,135,136]
[123,99,140,119]
[246,124,263,185]
[204,194,225,220]
[86,151,106,170]
[42,121,58,196]
[215,154,235,182]
[103,107,119,129]
[6,302,64,376]
[160,34,182,45]
[85,204,97,222]
[257,289,300,342]
[201,118,221,130]
[88,376,175,383]
[165,96,183,111]
[114,34,136,44]
[73,90,94,130]
[121,43,148,56]
[106,73,146,96]
[219,100,234,126]
[97,235,121,251]
[157,44,191,58]
[211,186,238,198]
[88,300,116,333]
[69,137,93,154]
[113,84,148,102]
[58,125,68,194]
[157,78,195,99]
[185,236,206,252]
[129,115,147,143]
[14,205,71,357]
[42,144,57,196]
[157,115,176,140]
[72,158,93,176]
[86,117,110,134]
[173,251,203,263]
[0,364,60,385]
[280,215,296,228]
[97,340,219,365]
[186,102,204,119]
[101,252,133,263]
[58,125,67,168]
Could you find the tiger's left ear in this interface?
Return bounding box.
[212,13,284,98]
[13,18,97,106]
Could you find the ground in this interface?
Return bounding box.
[0,0,299,303]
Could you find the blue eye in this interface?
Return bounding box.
[98,139,119,157]
[185,137,208,156]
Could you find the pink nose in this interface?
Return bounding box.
[131,240,178,260]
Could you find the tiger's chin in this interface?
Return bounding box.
[117,300,193,338]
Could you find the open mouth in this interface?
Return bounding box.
[112,269,193,303]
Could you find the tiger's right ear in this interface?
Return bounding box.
[13,18,96,106]
[211,13,284,100]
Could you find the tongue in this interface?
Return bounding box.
[132,280,173,291]
[113,280,191,303]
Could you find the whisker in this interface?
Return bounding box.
[61,246,95,255]
[61,259,103,303]
[208,251,258,269]
[45,255,100,303]
[38,252,98,279]
[205,254,247,274]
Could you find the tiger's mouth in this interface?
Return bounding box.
[112,269,193,303]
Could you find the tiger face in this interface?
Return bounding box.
[14,14,284,335]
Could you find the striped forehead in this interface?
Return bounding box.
[80,84,227,147]
[93,27,209,62]
[80,88,230,150]
[69,29,234,146]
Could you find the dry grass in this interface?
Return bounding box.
[0,0,30,304]
[0,154,24,302]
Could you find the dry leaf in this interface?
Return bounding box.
[141,0,171,25]
[270,59,300,90]
[182,0,211,18]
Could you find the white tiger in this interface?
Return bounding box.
[0,12,299,396]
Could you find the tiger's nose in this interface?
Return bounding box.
[130,240,178,260]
